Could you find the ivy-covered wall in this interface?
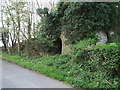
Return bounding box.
[59,2,117,44]
[36,2,119,55]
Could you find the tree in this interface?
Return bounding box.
[0,1,9,51]
[2,0,35,54]
[36,6,62,55]
[58,2,117,44]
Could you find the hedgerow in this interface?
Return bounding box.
[2,40,119,88]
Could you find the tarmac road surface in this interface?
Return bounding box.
[1,59,71,88]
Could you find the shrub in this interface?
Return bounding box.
[39,40,120,88]
[2,39,119,88]
[72,40,120,88]
[72,38,97,62]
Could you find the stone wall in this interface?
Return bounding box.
[60,33,72,54]
[96,30,108,44]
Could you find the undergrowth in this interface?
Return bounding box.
[1,39,119,88]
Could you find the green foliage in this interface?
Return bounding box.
[117,2,120,26]
[36,7,62,38]
[2,1,119,89]
[1,53,67,81]
[33,35,56,54]
[36,2,118,48]
[72,40,119,88]
[72,38,97,50]
[36,7,62,54]
[59,2,117,44]
[36,8,49,15]
[72,38,97,63]
[86,43,120,74]
[39,54,72,72]
[2,40,119,88]
[0,28,8,33]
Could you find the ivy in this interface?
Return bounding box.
[60,2,117,44]
[36,2,118,51]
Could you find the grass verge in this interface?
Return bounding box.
[0,52,73,87]
[0,41,119,89]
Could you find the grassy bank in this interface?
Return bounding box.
[0,40,119,88]
[0,53,74,86]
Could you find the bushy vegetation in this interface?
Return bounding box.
[35,5,63,55]
[1,39,119,88]
[1,1,120,89]
[58,2,117,44]
[1,2,119,55]
[71,39,120,88]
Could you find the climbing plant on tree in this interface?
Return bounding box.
[114,2,120,41]
[60,2,117,44]
[36,7,62,55]
[36,2,118,54]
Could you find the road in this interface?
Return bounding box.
[0,59,71,88]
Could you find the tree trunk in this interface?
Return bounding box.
[1,33,7,51]
[17,11,21,55]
